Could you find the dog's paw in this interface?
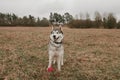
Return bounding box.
[58,69,61,71]
[61,62,64,66]
[53,60,56,64]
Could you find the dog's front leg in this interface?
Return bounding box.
[57,56,61,71]
[48,51,53,69]
[61,50,64,66]
[61,54,64,66]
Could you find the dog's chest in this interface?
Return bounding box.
[50,46,62,52]
[49,43,63,54]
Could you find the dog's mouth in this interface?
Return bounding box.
[53,36,59,41]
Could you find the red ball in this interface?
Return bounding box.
[47,67,54,72]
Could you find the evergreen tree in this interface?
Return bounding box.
[107,13,116,29]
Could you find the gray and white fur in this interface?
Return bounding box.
[47,25,64,71]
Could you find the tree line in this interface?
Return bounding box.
[0,12,73,27]
[0,12,120,29]
[0,12,49,27]
[49,12,120,29]
[69,12,120,29]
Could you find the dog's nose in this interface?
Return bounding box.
[53,35,56,39]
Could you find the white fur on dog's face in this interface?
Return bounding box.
[50,28,63,42]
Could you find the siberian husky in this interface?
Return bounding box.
[47,25,64,71]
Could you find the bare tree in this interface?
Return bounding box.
[79,12,83,20]
[85,12,92,28]
[94,11,102,28]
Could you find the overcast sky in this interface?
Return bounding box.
[0,0,120,20]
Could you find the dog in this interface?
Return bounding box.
[47,25,64,71]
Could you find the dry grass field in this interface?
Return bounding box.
[0,27,120,80]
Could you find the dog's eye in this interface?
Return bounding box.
[57,32,59,34]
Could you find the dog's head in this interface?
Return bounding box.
[50,25,64,42]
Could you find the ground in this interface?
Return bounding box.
[0,27,120,80]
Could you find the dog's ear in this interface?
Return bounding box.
[59,25,63,31]
[51,25,54,30]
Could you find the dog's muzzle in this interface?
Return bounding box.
[53,35,59,41]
